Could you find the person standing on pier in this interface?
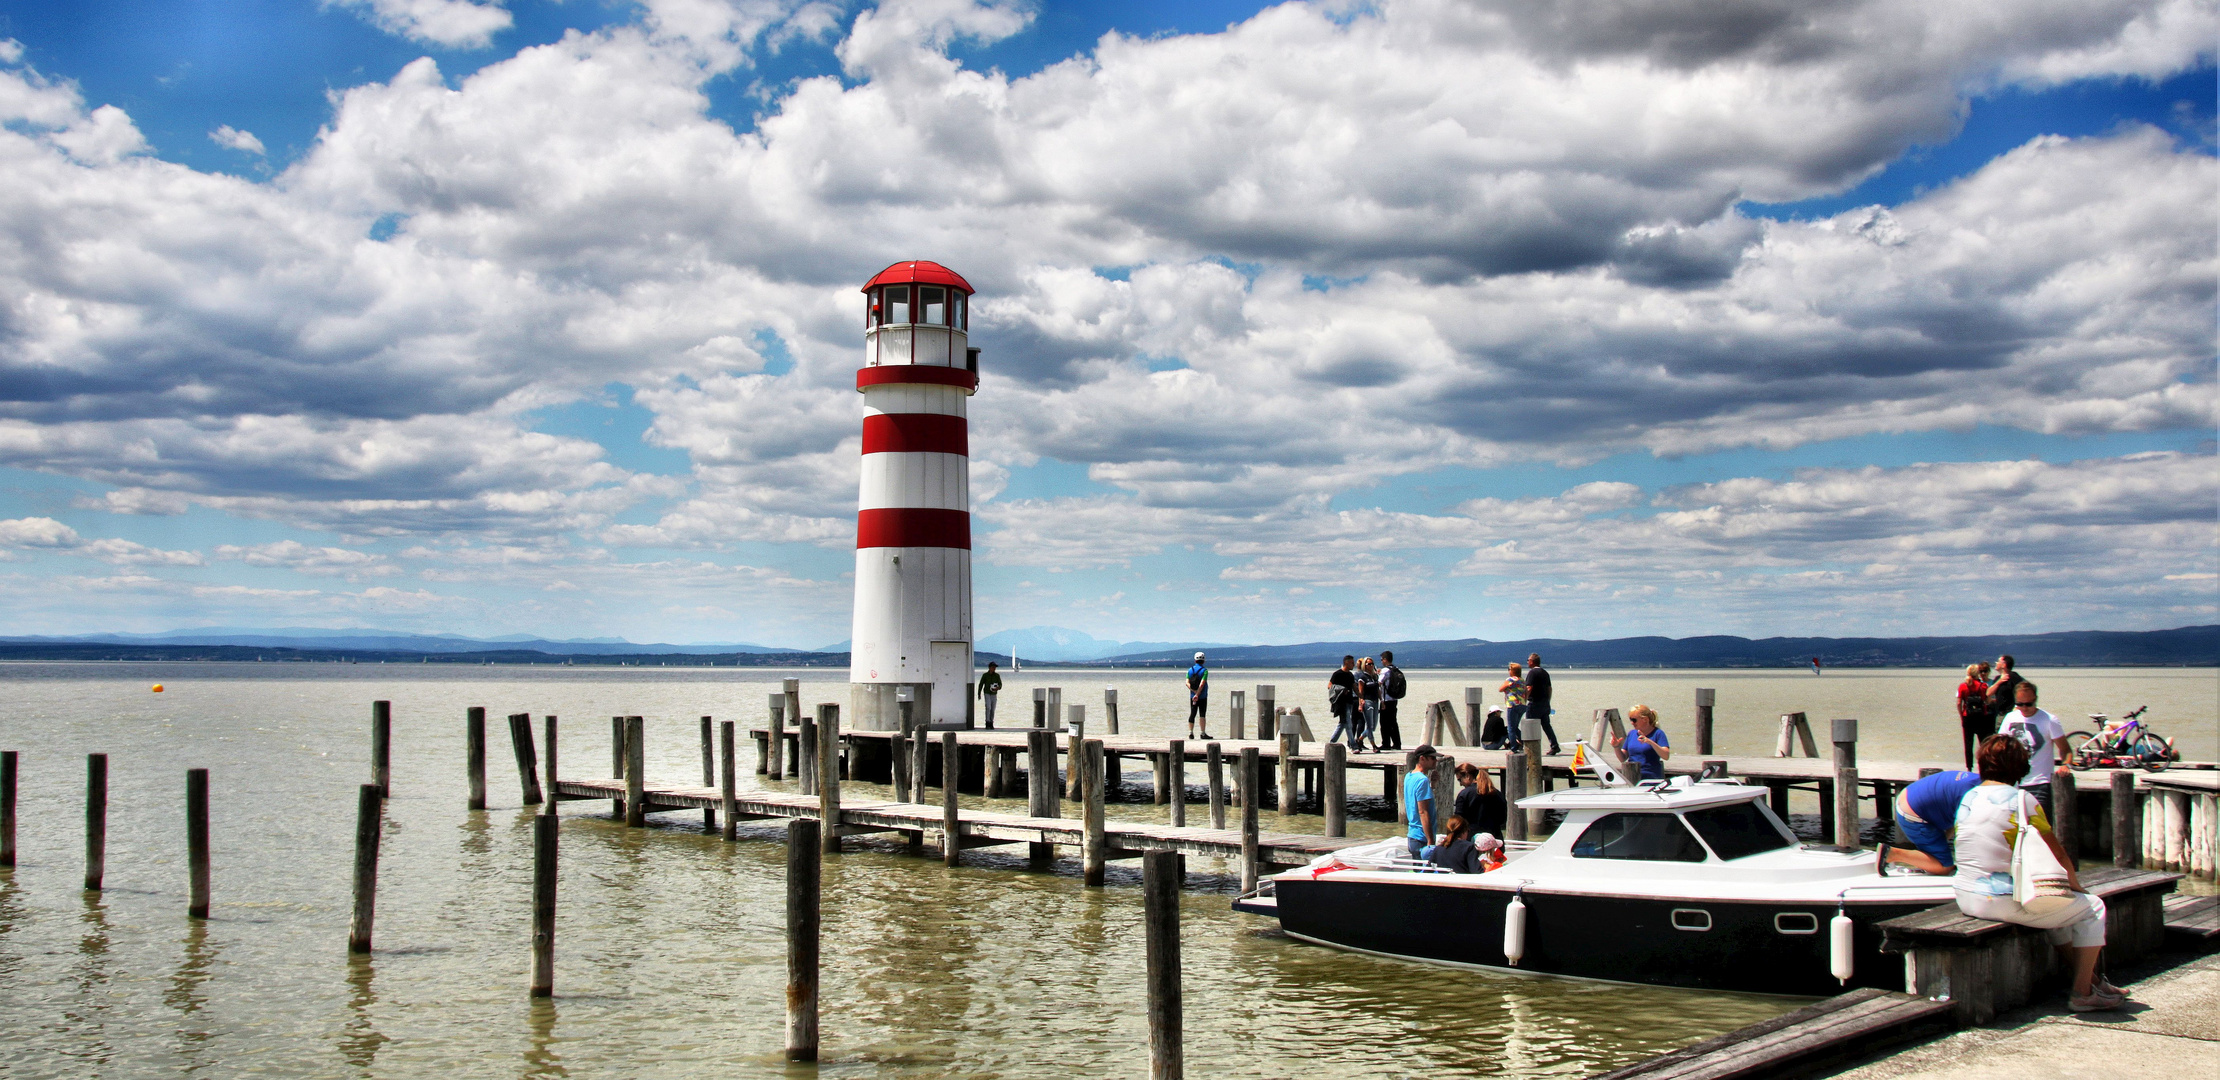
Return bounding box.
[1377,650,1407,751]
[1403,745,1438,858]
[1186,652,1211,739]
[1986,655,2025,735]
[1327,656,1360,747]
[1523,653,1561,755]
[1497,662,1529,749]
[1999,682,2070,818]
[1356,657,1382,752]
[1955,661,1995,770]
[978,661,1003,728]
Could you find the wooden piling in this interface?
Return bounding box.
[918,713,936,801]
[1067,706,1087,800]
[2112,771,2138,869]
[510,713,543,806]
[1206,743,1225,830]
[1323,742,1347,838]
[2055,770,2078,863]
[1504,750,1528,842]
[348,783,381,952]
[610,716,627,819]
[767,694,786,780]
[85,752,106,891]
[1255,686,1276,741]
[1168,739,1186,828]
[893,709,914,802]
[1083,739,1107,886]
[530,812,556,997]
[1431,756,1455,845]
[942,731,961,866]
[816,704,840,855]
[1523,739,1546,835]
[1229,690,1245,741]
[370,700,392,798]
[1835,767,1861,846]
[798,709,818,798]
[721,721,739,842]
[782,680,803,779]
[624,716,646,828]
[1143,849,1183,1080]
[701,717,717,831]
[466,707,487,810]
[186,767,210,918]
[1105,688,1120,735]
[1152,750,1170,805]
[1692,688,1716,756]
[1239,748,1260,892]
[986,745,1007,798]
[1277,733,1299,814]
[541,716,559,818]
[1027,730,1056,861]
[1,750,16,868]
[785,818,820,1063]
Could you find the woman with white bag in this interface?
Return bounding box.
[1953,735,2128,1012]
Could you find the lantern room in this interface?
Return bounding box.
[862,260,977,374]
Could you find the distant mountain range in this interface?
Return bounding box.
[974,626,1234,664]
[0,627,787,656]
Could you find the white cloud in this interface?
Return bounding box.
[215,539,396,575]
[329,0,515,49]
[208,125,265,155]
[0,516,205,566]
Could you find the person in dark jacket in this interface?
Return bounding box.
[1452,761,1507,841]
[1327,655,1360,747]
[1986,655,2025,736]
[1523,652,1560,755]
[1426,815,1482,874]
[1377,649,1407,750]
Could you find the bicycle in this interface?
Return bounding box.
[2065,706,2179,771]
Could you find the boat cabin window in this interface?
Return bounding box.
[1684,801,1795,861]
[1569,812,1708,862]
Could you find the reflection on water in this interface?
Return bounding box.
[341,955,388,1071]
[0,663,2202,1077]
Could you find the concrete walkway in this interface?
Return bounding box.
[1826,952,2220,1080]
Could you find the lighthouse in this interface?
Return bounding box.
[848,261,978,731]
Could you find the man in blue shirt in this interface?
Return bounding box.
[1883,769,1984,874]
[1403,744,1438,858]
[1186,652,1211,739]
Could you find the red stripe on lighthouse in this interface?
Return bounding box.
[857,366,977,392]
[856,507,971,550]
[862,413,968,456]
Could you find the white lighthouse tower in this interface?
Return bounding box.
[848,261,978,731]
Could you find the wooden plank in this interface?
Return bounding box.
[2163,894,2219,938]
[1596,988,1953,1080]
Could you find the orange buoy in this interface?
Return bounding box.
[151,684,165,693]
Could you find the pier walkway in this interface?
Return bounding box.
[550,778,1364,867]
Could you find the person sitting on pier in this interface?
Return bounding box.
[1954,735,2127,1013]
[1882,767,1983,875]
[1452,761,1507,841]
[1613,705,1671,781]
[1424,814,1482,873]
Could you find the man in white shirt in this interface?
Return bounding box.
[1998,681,2070,821]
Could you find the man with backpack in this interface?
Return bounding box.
[1377,649,1408,751]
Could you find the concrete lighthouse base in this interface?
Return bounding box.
[849,682,975,733]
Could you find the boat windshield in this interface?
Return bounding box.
[1569,813,1708,862]
[1684,801,1794,860]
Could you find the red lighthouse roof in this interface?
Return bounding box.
[862,260,973,294]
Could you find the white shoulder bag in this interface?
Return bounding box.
[2010,791,2076,916]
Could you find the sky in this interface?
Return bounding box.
[0,0,2213,649]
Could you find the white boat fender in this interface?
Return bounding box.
[1830,903,1855,984]
[1503,889,1528,967]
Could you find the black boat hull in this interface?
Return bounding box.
[1270,877,1934,997]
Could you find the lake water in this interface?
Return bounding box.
[0,663,2210,1078]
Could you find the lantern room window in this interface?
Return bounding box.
[953,291,966,330]
[868,288,883,327]
[920,286,946,326]
[886,285,911,324]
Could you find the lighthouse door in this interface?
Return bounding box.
[929,641,970,726]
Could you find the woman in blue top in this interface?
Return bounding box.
[1882,769,1984,875]
[1613,704,1670,781]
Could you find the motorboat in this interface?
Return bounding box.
[1233,747,1955,996]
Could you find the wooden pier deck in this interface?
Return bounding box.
[551,778,1365,867]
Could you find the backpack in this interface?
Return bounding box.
[1384,666,1407,699]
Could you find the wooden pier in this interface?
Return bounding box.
[551,778,1363,868]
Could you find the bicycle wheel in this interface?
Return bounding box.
[2130,733,2172,771]
[2064,731,2099,769]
